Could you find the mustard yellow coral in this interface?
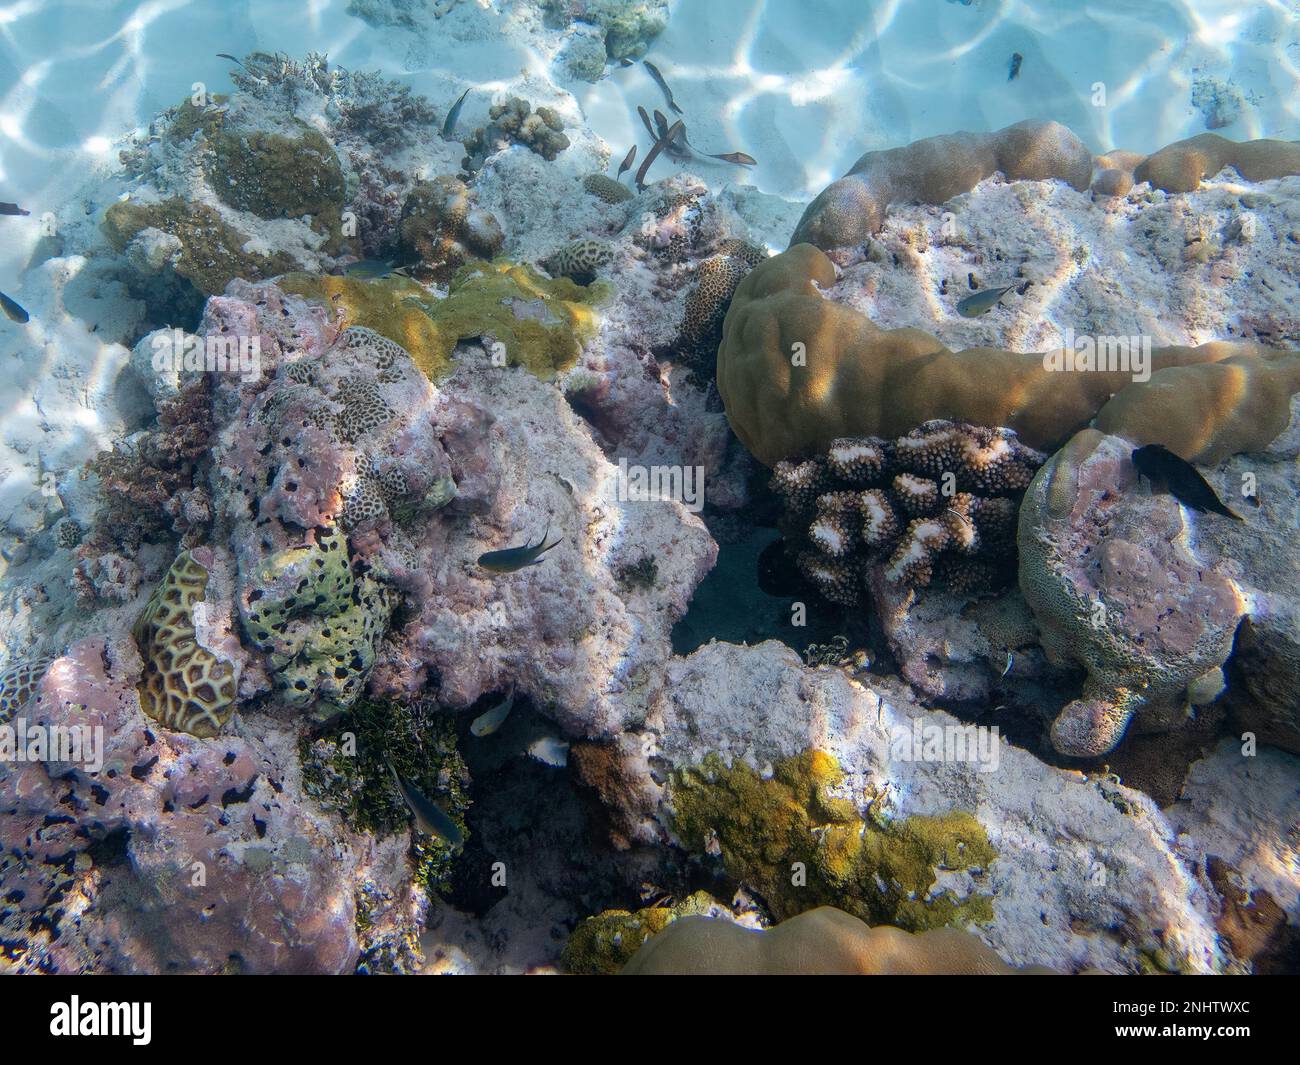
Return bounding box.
[669,750,995,931]
[717,243,1300,466]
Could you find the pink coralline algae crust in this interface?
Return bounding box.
[0,637,413,974]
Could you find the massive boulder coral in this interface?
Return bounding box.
[790,120,1093,252]
[622,906,1046,975]
[1017,430,1247,757]
[716,243,1300,467]
[397,176,504,285]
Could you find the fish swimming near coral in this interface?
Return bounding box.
[0,202,30,216]
[477,526,564,573]
[443,87,471,139]
[617,145,637,180]
[470,692,515,737]
[0,291,29,324]
[1008,53,1023,81]
[341,258,405,280]
[955,283,1016,318]
[636,118,685,190]
[526,735,569,767]
[643,60,683,115]
[386,758,465,847]
[1131,443,1243,520]
[707,151,757,167]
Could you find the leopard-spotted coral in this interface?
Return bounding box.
[675,239,768,381]
[0,655,58,723]
[582,173,634,204]
[773,420,1044,603]
[133,550,240,737]
[540,238,613,284]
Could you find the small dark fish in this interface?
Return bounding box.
[708,151,757,166]
[956,283,1016,318]
[0,202,30,216]
[443,87,471,139]
[616,145,637,179]
[643,60,683,115]
[477,526,564,573]
[653,108,669,136]
[1008,53,1023,81]
[342,258,399,280]
[619,57,635,68]
[216,52,248,70]
[1132,444,1242,520]
[635,118,684,190]
[637,105,657,140]
[386,759,464,847]
[0,291,29,324]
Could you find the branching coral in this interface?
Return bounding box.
[670,750,996,931]
[621,906,1043,975]
[80,379,214,558]
[772,420,1043,603]
[717,243,1300,467]
[397,176,504,285]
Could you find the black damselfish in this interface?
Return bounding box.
[1131,443,1242,520]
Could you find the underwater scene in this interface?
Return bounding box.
[0,0,1298,992]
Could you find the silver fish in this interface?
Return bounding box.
[956,283,1016,318]
[470,692,514,737]
[386,758,465,847]
[643,60,683,115]
[443,87,471,139]
[527,736,569,767]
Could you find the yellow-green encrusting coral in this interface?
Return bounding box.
[561,891,727,975]
[669,750,995,931]
[299,698,470,895]
[238,526,392,721]
[282,261,605,381]
[103,198,298,296]
[204,127,345,246]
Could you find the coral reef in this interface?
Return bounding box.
[539,237,613,284]
[1017,430,1246,757]
[300,697,469,894]
[206,127,345,230]
[397,176,504,285]
[674,239,768,380]
[541,0,668,62]
[0,637,419,974]
[716,243,1300,466]
[582,172,634,204]
[133,547,241,737]
[1131,134,1300,194]
[622,906,1046,975]
[561,890,731,974]
[770,420,1044,604]
[103,199,298,297]
[670,750,996,931]
[462,98,570,170]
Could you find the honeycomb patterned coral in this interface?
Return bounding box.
[238,526,392,718]
[0,655,57,723]
[582,173,634,204]
[340,326,409,383]
[341,471,389,530]
[331,375,395,443]
[772,420,1044,604]
[133,551,240,737]
[540,238,613,283]
[676,239,768,380]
